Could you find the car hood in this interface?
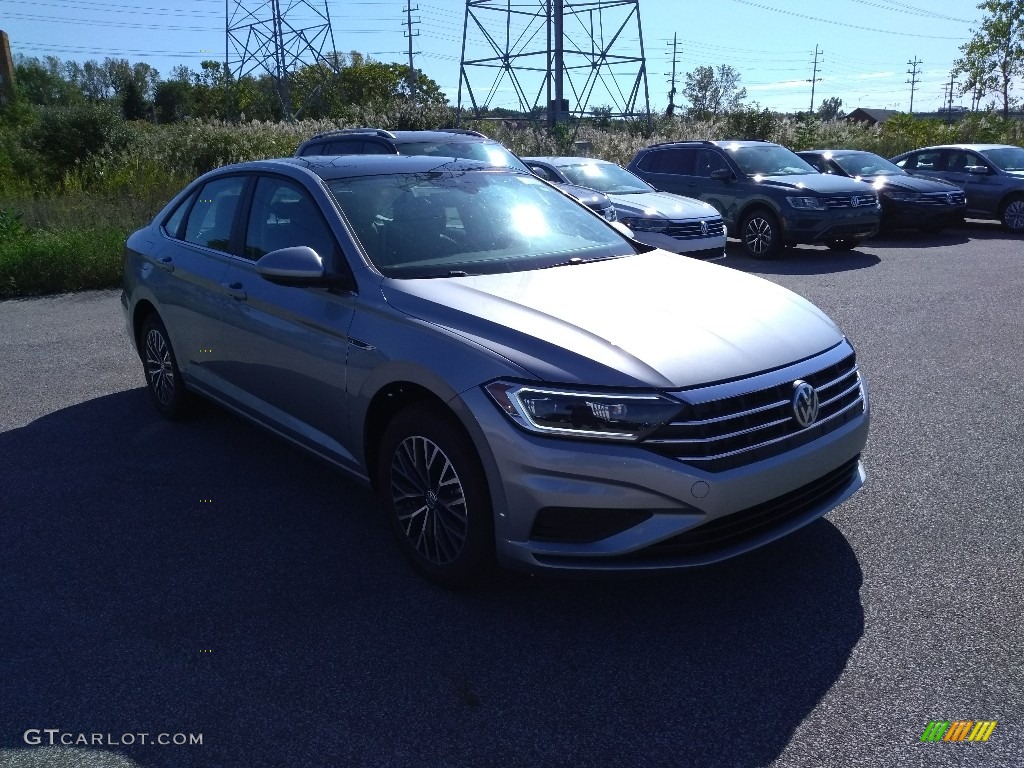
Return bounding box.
[556,182,612,208]
[757,173,875,194]
[608,191,718,220]
[860,174,963,193]
[380,251,843,389]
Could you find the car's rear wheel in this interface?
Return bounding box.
[824,238,860,250]
[140,314,195,420]
[740,209,782,259]
[377,406,495,587]
[999,195,1024,233]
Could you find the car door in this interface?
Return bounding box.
[215,174,360,468]
[154,174,247,380]
[940,149,1001,216]
[634,146,698,196]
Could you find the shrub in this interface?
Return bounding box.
[22,103,132,184]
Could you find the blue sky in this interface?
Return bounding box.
[0,0,994,114]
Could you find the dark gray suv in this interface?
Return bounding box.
[627,140,881,258]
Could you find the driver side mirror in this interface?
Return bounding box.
[256,246,346,288]
[966,165,989,175]
[710,168,733,181]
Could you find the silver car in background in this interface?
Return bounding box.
[524,156,727,259]
[122,155,869,586]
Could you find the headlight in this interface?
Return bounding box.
[786,196,827,211]
[485,382,684,441]
[884,190,921,201]
[619,216,667,232]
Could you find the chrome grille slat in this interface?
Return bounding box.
[643,350,865,471]
[664,396,865,463]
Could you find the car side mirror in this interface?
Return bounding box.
[256,246,333,286]
[710,168,733,181]
[966,165,989,175]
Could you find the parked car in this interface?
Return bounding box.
[524,156,726,259]
[626,140,881,258]
[296,127,618,221]
[890,144,1024,233]
[122,154,869,586]
[797,149,967,232]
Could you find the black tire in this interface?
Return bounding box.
[377,406,495,588]
[999,195,1024,233]
[139,313,195,420]
[824,238,860,251]
[740,209,783,259]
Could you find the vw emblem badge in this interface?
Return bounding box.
[850,195,860,207]
[947,193,955,204]
[791,380,819,428]
[701,220,708,236]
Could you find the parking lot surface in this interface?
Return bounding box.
[1,224,1021,767]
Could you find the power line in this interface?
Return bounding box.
[723,0,970,40]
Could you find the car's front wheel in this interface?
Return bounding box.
[999,195,1024,233]
[140,313,195,420]
[825,238,861,250]
[740,209,782,259]
[377,406,495,587]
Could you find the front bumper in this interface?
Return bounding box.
[780,207,880,244]
[632,230,727,259]
[459,369,870,573]
[882,200,967,229]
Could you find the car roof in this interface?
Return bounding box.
[304,129,496,145]
[207,155,498,181]
[799,149,876,156]
[523,156,613,166]
[898,143,1017,152]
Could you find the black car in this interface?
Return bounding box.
[296,127,617,221]
[627,140,880,258]
[797,149,967,233]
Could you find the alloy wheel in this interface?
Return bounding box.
[744,216,774,255]
[1003,199,1024,232]
[390,435,469,566]
[144,328,175,406]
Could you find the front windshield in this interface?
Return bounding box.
[328,168,634,278]
[399,141,531,173]
[831,151,905,177]
[555,162,652,194]
[728,145,818,177]
[980,146,1024,171]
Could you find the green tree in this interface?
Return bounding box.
[816,96,844,120]
[954,0,1024,118]
[12,55,82,106]
[683,64,746,120]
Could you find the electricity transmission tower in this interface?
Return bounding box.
[457,0,651,126]
[906,56,922,113]
[226,0,340,121]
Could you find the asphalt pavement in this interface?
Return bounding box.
[1,223,1021,768]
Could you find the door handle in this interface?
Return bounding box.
[221,281,247,301]
[156,256,174,272]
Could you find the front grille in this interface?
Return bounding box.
[643,352,865,472]
[623,455,861,560]
[665,218,725,240]
[823,193,878,209]
[920,191,967,206]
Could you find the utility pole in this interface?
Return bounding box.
[944,71,958,123]
[403,2,420,101]
[807,45,822,113]
[666,32,679,117]
[906,56,921,114]
[0,31,17,104]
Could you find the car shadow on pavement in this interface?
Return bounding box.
[723,243,881,275]
[0,390,865,768]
